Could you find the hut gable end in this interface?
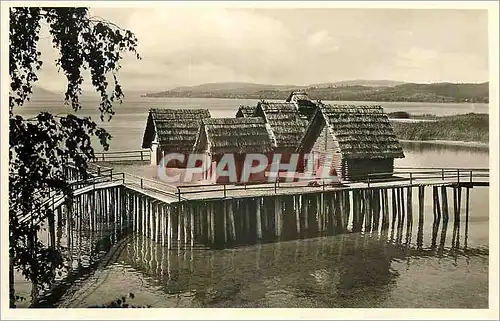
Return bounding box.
[298,104,405,160]
[141,108,211,154]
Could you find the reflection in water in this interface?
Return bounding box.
[56,208,488,308]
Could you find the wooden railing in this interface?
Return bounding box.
[26,164,490,215]
[366,167,489,187]
[90,149,151,163]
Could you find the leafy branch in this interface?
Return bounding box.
[9,7,140,307]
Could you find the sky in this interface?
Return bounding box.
[34,6,490,93]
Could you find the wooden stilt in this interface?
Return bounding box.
[344,191,350,231]
[184,204,188,244]
[274,196,280,238]
[417,186,425,247]
[338,191,344,232]
[167,206,172,249]
[441,186,449,224]
[228,200,236,242]
[256,198,263,240]
[295,195,301,235]
[391,188,397,232]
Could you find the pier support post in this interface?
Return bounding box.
[391,188,397,232]
[190,204,195,247]
[364,190,372,233]
[372,189,380,232]
[228,200,236,242]
[406,187,413,230]
[441,186,449,224]
[344,191,350,231]
[453,187,462,225]
[210,203,215,246]
[417,186,425,247]
[295,195,301,235]
[256,198,263,240]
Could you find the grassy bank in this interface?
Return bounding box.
[391,113,489,143]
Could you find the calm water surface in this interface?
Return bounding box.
[16,98,490,308]
[20,96,489,152]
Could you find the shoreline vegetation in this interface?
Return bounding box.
[390,113,488,145]
[142,81,489,104]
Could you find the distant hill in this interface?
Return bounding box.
[311,79,406,88]
[143,81,489,103]
[169,82,304,93]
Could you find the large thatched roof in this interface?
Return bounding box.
[255,102,308,151]
[194,117,276,157]
[142,108,211,153]
[298,104,405,159]
[235,105,257,118]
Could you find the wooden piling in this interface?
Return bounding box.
[228,200,236,242]
[381,189,389,230]
[406,187,413,229]
[190,204,195,247]
[372,189,380,232]
[344,191,350,231]
[295,195,301,235]
[338,191,344,232]
[303,195,309,232]
[210,202,215,245]
[417,186,425,247]
[453,187,462,225]
[364,190,371,233]
[441,186,449,224]
[256,198,263,240]
[167,206,172,249]
[391,188,397,232]
[183,204,188,244]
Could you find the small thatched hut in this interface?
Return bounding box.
[296,104,404,181]
[235,105,257,118]
[254,101,308,157]
[142,108,211,167]
[286,91,318,120]
[193,117,276,184]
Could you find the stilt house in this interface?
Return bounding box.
[296,104,404,181]
[193,117,276,184]
[142,108,211,167]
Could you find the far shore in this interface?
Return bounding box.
[399,139,489,149]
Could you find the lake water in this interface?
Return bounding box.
[13,98,490,308]
[19,97,489,152]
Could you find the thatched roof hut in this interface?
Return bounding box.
[286,91,318,120]
[142,108,211,154]
[297,104,404,180]
[193,117,276,157]
[235,105,257,118]
[298,104,404,159]
[254,102,308,152]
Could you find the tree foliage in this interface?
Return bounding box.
[9,7,140,307]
